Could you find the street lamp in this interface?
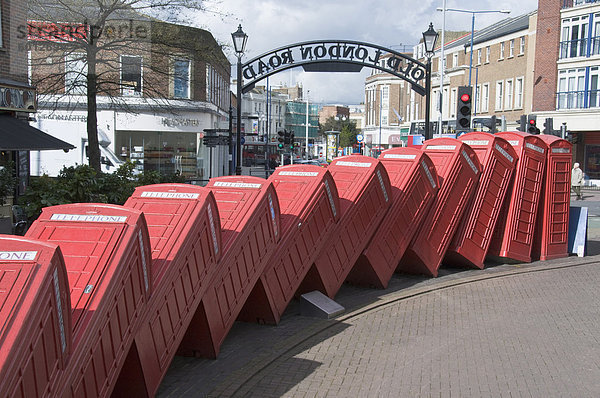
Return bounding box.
[423,22,438,141]
[437,7,510,87]
[232,24,248,175]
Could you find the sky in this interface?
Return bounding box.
[194,0,539,105]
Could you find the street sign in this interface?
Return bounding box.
[356,134,364,142]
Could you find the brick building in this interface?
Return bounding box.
[318,105,350,125]
[0,0,73,233]
[533,0,600,182]
[27,1,230,179]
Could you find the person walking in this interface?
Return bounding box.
[572,162,584,200]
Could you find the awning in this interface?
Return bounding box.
[0,115,75,151]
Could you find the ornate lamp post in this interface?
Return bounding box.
[422,23,438,141]
[232,24,248,175]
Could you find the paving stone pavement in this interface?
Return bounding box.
[157,194,600,398]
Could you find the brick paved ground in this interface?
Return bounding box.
[158,194,600,397]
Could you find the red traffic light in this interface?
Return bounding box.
[460,93,470,102]
[529,119,536,125]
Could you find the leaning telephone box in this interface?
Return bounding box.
[238,165,340,325]
[488,132,547,263]
[398,138,481,277]
[532,135,572,261]
[177,176,280,358]
[348,148,439,288]
[0,237,71,398]
[445,133,518,269]
[25,203,152,398]
[299,155,392,298]
[114,184,222,397]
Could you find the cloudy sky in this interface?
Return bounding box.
[194,0,538,105]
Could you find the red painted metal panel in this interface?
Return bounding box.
[0,237,71,398]
[237,165,340,325]
[445,133,518,269]
[178,176,280,358]
[348,148,439,288]
[532,136,572,261]
[25,203,152,397]
[488,132,548,263]
[112,184,221,396]
[300,155,392,298]
[399,138,481,277]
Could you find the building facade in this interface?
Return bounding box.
[533,0,600,181]
[28,4,230,180]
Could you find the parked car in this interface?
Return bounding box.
[295,159,327,167]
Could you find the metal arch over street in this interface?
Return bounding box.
[241,40,428,96]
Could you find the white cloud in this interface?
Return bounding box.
[197,0,538,104]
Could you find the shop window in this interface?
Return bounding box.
[65,53,87,95]
[121,56,142,96]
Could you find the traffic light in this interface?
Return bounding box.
[289,132,295,150]
[527,115,539,134]
[518,114,527,132]
[456,86,473,132]
[543,117,554,135]
[277,130,286,149]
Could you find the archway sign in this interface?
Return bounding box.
[241,40,428,96]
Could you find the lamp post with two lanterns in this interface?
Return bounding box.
[422,22,439,141]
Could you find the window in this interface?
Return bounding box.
[520,36,526,55]
[593,15,600,56]
[495,81,504,110]
[481,83,489,112]
[515,77,524,109]
[65,53,87,95]
[0,6,3,47]
[477,49,482,65]
[452,53,458,67]
[121,56,142,96]
[451,87,457,117]
[590,67,599,107]
[557,68,586,109]
[505,79,513,110]
[509,39,515,57]
[499,42,505,59]
[560,16,589,58]
[485,46,490,63]
[475,84,481,114]
[173,59,191,99]
[381,113,388,126]
[381,85,389,109]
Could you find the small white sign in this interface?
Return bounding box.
[383,154,416,160]
[0,251,38,261]
[50,214,127,223]
[335,161,372,168]
[421,161,437,189]
[525,142,545,154]
[462,140,489,146]
[356,134,364,142]
[213,181,262,189]
[508,140,520,146]
[141,191,200,199]
[324,179,337,218]
[495,144,514,163]
[552,148,570,154]
[426,145,456,150]
[462,150,479,175]
[279,171,319,177]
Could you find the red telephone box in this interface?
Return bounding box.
[26,203,152,397]
[445,132,518,269]
[0,237,71,398]
[398,138,481,277]
[348,148,439,288]
[300,155,392,298]
[532,135,572,260]
[177,176,280,358]
[238,165,340,325]
[114,184,222,396]
[488,132,547,263]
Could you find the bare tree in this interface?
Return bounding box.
[27,0,224,172]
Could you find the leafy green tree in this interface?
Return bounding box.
[319,116,358,148]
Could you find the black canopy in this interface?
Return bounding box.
[0,115,75,151]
